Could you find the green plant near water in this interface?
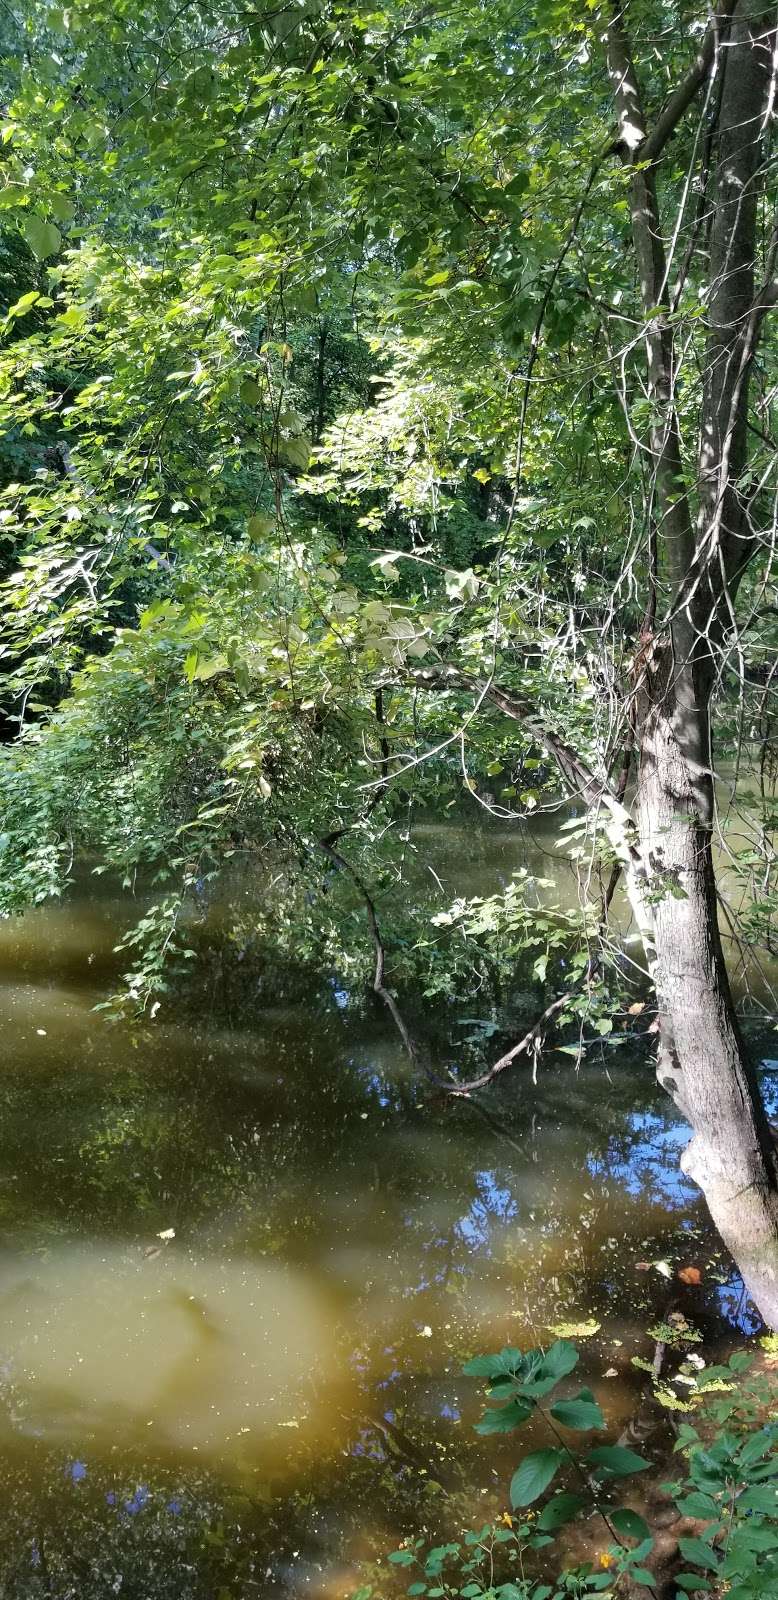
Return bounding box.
[356,1342,778,1600]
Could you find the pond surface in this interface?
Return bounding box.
[0,818,774,1597]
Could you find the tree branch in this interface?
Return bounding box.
[409,666,609,805]
[407,667,657,954]
[318,833,421,1068]
[603,4,696,590]
[641,1,737,162]
[686,9,778,626]
[447,992,572,1097]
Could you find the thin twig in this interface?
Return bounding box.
[318,833,422,1069]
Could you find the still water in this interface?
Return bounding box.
[0,818,774,1597]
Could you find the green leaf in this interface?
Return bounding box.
[462,1348,523,1380]
[192,654,228,681]
[737,1430,776,1467]
[462,1354,503,1378]
[475,1398,534,1434]
[239,378,262,405]
[611,1509,651,1543]
[629,1569,656,1589]
[48,192,75,223]
[738,1485,778,1514]
[728,1524,778,1553]
[388,1551,415,1566]
[674,1578,712,1593]
[444,566,480,602]
[587,1446,650,1478]
[510,1448,563,1507]
[536,1492,584,1530]
[533,1340,579,1387]
[550,1397,604,1431]
[6,290,40,318]
[674,1424,702,1453]
[279,434,311,469]
[676,1493,719,1519]
[677,1539,718,1573]
[247,513,274,540]
[22,213,61,259]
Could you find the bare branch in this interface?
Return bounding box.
[448,992,572,1097]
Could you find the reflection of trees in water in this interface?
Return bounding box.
[0,1028,745,1331]
[0,978,766,1592]
[0,1448,267,1599]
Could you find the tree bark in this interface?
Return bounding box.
[635,676,778,1327]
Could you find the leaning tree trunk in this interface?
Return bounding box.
[605,0,778,1326]
[635,680,778,1328]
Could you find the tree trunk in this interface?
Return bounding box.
[603,0,778,1329]
[635,673,778,1328]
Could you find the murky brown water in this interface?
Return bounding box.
[0,818,774,1597]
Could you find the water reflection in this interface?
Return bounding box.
[0,823,772,1596]
[589,1112,696,1210]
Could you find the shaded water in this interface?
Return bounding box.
[0,818,775,1597]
